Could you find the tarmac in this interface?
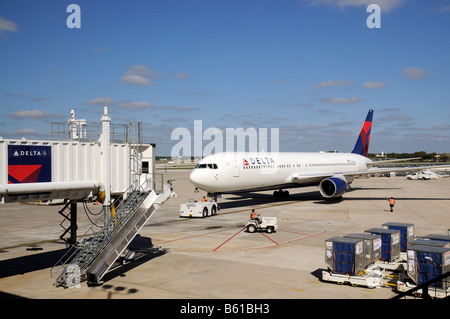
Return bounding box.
[1,169,449,300]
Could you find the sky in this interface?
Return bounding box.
[1,0,450,157]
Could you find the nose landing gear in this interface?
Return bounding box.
[273,189,289,199]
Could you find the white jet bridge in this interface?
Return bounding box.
[0,107,175,286]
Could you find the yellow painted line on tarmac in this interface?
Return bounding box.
[363,289,377,293]
[291,288,304,293]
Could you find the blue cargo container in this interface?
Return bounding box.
[325,237,364,276]
[365,228,400,262]
[407,245,450,289]
[382,222,414,252]
[344,233,382,267]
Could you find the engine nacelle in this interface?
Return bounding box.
[319,176,348,198]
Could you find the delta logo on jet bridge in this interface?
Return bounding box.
[8,145,52,184]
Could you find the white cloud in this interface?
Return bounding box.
[0,17,18,32]
[85,97,117,106]
[8,110,45,119]
[118,101,152,110]
[313,80,352,88]
[120,74,152,86]
[321,96,364,105]
[6,128,37,135]
[440,5,450,13]
[120,65,157,86]
[400,67,427,79]
[303,0,407,13]
[8,110,63,119]
[117,101,201,112]
[361,81,387,89]
[176,72,190,79]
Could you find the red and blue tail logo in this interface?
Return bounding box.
[351,109,373,157]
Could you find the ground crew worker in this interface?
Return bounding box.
[202,196,207,202]
[250,209,261,224]
[387,196,395,212]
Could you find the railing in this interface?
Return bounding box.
[51,177,152,287]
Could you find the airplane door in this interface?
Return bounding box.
[233,162,240,177]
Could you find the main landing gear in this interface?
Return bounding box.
[273,189,289,199]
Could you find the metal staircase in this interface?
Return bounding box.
[52,180,173,287]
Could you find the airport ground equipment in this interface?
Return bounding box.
[409,238,450,249]
[423,234,450,243]
[52,180,174,287]
[246,217,278,233]
[405,245,450,290]
[325,237,365,276]
[406,171,440,180]
[382,222,414,252]
[179,200,218,218]
[321,264,385,289]
[365,228,401,262]
[344,233,381,268]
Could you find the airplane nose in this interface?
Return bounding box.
[189,170,201,187]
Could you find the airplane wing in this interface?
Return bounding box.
[370,157,421,165]
[346,164,450,177]
[290,164,450,183]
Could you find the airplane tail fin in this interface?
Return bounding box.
[351,109,373,157]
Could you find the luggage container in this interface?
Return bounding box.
[423,234,450,243]
[365,228,400,262]
[409,238,450,249]
[325,237,364,276]
[344,233,382,267]
[382,222,414,252]
[406,245,450,289]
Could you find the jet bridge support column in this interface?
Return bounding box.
[58,199,78,247]
[69,200,77,245]
[101,106,111,215]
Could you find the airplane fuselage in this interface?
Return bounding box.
[189,152,372,194]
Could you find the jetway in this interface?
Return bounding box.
[0,107,175,285]
[1,108,156,200]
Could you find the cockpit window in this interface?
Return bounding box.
[195,163,218,169]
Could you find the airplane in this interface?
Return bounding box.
[189,109,450,200]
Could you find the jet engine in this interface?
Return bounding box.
[319,176,348,198]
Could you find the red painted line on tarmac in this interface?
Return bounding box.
[278,230,327,245]
[213,227,246,251]
[154,229,225,245]
[157,229,327,253]
[260,232,279,245]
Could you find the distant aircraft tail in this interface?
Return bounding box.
[351,109,373,157]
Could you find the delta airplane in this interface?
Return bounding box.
[189,110,450,200]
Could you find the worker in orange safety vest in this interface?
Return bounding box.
[250,209,261,224]
[387,196,395,212]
